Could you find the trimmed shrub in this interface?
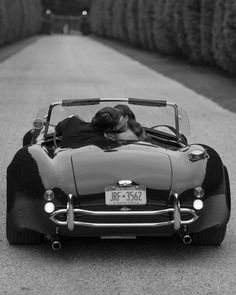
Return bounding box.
[138,0,155,50]
[162,0,180,54]
[29,0,42,35]
[111,0,120,39]
[5,0,22,43]
[90,0,103,36]
[152,0,179,54]
[138,0,149,49]
[89,0,236,74]
[97,0,107,36]
[126,0,140,46]
[0,0,7,45]
[102,0,115,38]
[173,0,190,57]
[19,0,30,37]
[0,0,42,46]
[20,0,40,37]
[183,0,203,63]
[147,0,156,50]
[201,0,216,65]
[213,0,236,73]
[152,0,165,53]
[111,0,128,41]
[89,0,98,34]
[224,0,236,71]
[33,0,43,33]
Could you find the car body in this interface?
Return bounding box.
[6,98,231,249]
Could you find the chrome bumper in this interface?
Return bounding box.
[49,193,199,232]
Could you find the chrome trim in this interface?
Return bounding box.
[49,201,199,230]
[173,193,181,231]
[67,194,74,231]
[100,98,129,102]
[189,149,208,162]
[173,104,180,141]
[183,234,192,245]
[52,241,61,251]
[54,220,174,228]
[118,180,133,187]
[50,234,61,251]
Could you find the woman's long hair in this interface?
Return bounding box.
[114,105,149,141]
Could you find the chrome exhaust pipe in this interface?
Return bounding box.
[52,240,61,251]
[51,235,61,251]
[183,234,192,245]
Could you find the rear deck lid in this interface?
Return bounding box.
[71,145,172,196]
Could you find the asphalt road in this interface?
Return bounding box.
[0,34,236,295]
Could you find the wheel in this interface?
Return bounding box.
[191,225,227,246]
[6,219,43,245]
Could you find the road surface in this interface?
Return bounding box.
[0,34,235,295]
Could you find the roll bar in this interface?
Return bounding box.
[61,98,167,106]
[44,98,180,141]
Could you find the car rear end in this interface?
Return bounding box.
[48,144,198,239]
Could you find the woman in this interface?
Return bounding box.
[106,104,150,142]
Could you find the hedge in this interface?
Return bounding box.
[224,0,236,70]
[0,0,42,47]
[173,0,190,57]
[138,0,155,50]
[137,0,149,49]
[183,0,203,62]
[162,0,179,54]
[102,0,115,38]
[126,0,140,46]
[90,0,104,36]
[90,0,236,74]
[5,0,22,43]
[212,0,233,73]
[0,0,7,45]
[111,0,128,41]
[201,0,217,65]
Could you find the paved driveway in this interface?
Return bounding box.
[0,35,235,295]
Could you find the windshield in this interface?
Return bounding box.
[34,100,190,138]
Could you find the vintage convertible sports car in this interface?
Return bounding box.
[6,98,231,250]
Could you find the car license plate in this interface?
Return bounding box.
[105,185,146,205]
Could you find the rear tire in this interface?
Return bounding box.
[191,225,227,246]
[6,220,43,245]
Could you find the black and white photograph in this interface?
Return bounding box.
[0,0,235,294]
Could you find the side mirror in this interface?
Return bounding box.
[33,118,44,129]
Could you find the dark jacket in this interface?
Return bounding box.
[55,116,111,148]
